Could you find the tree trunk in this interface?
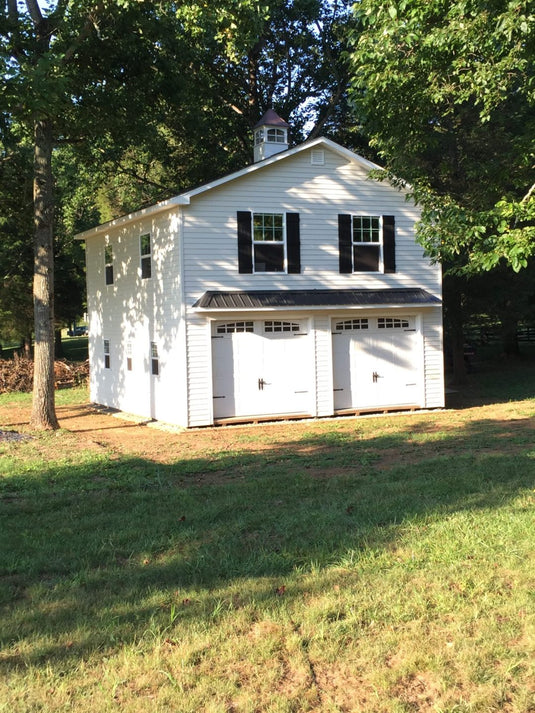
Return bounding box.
[30,118,59,429]
[24,334,32,359]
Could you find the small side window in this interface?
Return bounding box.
[126,342,132,371]
[151,342,159,375]
[140,233,151,279]
[104,339,111,369]
[105,243,114,285]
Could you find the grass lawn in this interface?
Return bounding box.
[60,335,88,362]
[1,360,534,712]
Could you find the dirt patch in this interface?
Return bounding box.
[1,396,533,476]
[392,672,444,712]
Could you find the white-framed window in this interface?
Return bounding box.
[150,342,159,375]
[266,128,286,143]
[264,321,301,333]
[126,341,132,371]
[216,322,254,334]
[252,213,285,272]
[377,317,410,329]
[105,243,113,285]
[104,339,110,369]
[334,318,369,331]
[352,216,382,272]
[140,233,151,279]
[254,127,287,145]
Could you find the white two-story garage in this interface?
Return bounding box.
[77,110,444,427]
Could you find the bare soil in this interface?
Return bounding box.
[1,394,532,476]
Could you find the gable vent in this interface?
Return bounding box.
[311,150,325,166]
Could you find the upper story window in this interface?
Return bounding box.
[352,216,382,272]
[266,128,286,143]
[105,243,114,285]
[338,214,396,274]
[253,213,285,273]
[237,211,300,275]
[140,233,151,279]
[254,128,264,146]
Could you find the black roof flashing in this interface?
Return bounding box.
[193,288,441,310]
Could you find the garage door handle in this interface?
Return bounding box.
[372,371,383,383]
[258,378,270,390]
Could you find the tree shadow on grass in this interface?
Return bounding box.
[1,417,534,670]
[445,356,535,409]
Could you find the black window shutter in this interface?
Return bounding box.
[237,211,253,274]
[383,215,396,273]
[338,214,352,273]
[286,213,300,274]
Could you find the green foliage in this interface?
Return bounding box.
[349,0,535,271]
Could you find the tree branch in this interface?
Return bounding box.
[306,82,345,140]
[521,181,535,204]
[61,3,105,65]
[7,0,18,23]
[25,0,43,26]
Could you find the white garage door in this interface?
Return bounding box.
[332,315,422,411]
[212,319,312,419]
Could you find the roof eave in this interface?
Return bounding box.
[74,194,189,241]
[75,137,387,241]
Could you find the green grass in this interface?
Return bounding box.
[60,335,88,362]
[1,374,535,711]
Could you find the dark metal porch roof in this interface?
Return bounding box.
[193,288,441,310]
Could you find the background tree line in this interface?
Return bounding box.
[0,0,533,427]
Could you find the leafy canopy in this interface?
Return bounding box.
[349,0,535,272]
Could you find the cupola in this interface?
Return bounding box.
[253,109,289,163]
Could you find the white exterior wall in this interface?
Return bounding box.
[181,147,443,426]
[84,209,188,425]
[82,142,443,427]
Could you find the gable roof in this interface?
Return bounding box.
[75,136,382,241]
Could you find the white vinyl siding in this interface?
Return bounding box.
[180,147,442,425]
[85,210,188,424]
[181,148,439,301]
[84,143,443,427]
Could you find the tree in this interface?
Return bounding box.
[0,121,34,353]
[348,0,535,270]
[80,0,361,220]
[0,0,269,429]
[347,0,535,380]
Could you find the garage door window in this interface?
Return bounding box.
[264,321,301,333]
[334,318,369,331]
[216,322,254,334]
[377,317,410,329]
